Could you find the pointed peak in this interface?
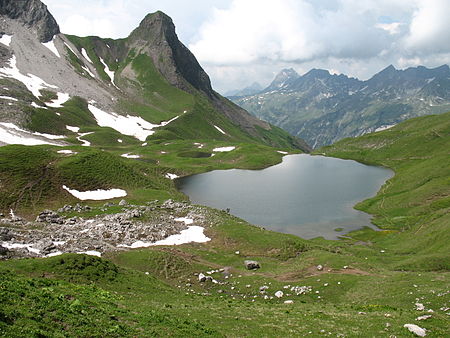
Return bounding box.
[139,11,173,27]
[267,68,299,90]
[381,64,397,73]
[277,68,299,77]
[0,0,59,42]
[129,11,177,43]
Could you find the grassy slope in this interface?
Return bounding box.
[1,112,449,337]
[318,111,450,270]
[1,209,449,336]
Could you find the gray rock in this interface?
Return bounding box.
[118,199,128,206]
[0,0,60,42]
[275,291,284,298]
[36,210,64,224]
[244,260,260,270]
[34,239,56,253]
[198,273,206,282]
[404,324,426,337]
[0,245,9,255]
[0,227,13,241]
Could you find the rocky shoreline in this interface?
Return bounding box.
[0,199,210,259]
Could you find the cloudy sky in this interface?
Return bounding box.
[44,0,450,93]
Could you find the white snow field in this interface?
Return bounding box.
[62,185,127,200]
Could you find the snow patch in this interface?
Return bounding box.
[0,34,12,46]
[57,150,77,155]
[1,242,41,254]
[63,42,77,55]
[99,57,119,89]
[88,104,180,141]
[213,146,236,152]
[66,125,80,133]
[119,226,210,248]
[46,92,70,108]
[0,95,18,101]
[81,65,96,78]
[214,125,226,135]
[62,185,127,200]
[174,217,194,225]
[165,173,179,180]
[46,251,63,257]
[32,131,65,140]
[277,151,288,154]
[121,153,140,159]
[81,48,93,64]
[42,38,60,58]
[77,251,102,257]
[31,102,46,109]
[194,142,204,149]
[0,122,64,146]
[375,124,395,132]
[77,132,93,146]
[0,56,58,99]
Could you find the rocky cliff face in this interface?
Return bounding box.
[0,0,59,42]
[128,12,213,97]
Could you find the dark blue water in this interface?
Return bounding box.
[177,154,393,239]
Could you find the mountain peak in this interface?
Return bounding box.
[137,11,174,31]
[266,68,299,90]
[128,11,213,96]
[278,68,299,78]
[381,64,397,73]
[303,68,331,79]
[0,0,59,42]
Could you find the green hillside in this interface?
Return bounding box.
[319,111,450,269]
[1,113,449,336]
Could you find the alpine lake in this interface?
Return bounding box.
[176,154,393,239]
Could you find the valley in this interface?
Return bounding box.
[0,1,449,337]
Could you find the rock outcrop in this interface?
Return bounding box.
[0,0,60,42]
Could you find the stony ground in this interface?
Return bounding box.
[0,199,211,259]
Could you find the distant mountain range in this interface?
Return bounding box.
[229,65,450,148]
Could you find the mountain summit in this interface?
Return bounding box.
[128,11,213,96]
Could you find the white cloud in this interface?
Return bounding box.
[189,0,399,65]
[190,0,321,65]
[42,0,449,92]
[404,0,450,53]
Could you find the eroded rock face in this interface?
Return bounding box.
[0,0,60,42]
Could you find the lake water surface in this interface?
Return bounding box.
[177,154,393,239]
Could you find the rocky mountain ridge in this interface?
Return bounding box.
[230,64,450,148]
[0,0,309,150]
